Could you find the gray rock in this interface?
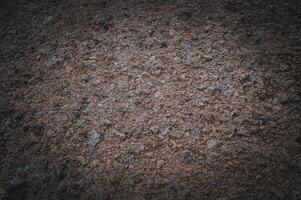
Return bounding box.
[157,160,164,169]
[112,129,126,138]
[119,151,135,165]
[43,16,55,25]
[87,130,100,148]
[10,176,26,189]
[191,127,202,137]
[38,47,51,55]
[77,156,86,165]
[51,163,65,180]
[95,15,111,31]
[70,110,80,121]
[133,143,145,154]
[196,97,207,108]
[272,96,283,110]
[158,126,169,138]
[181,150,194,164]
[183,44,193,50]
[52,57,64,65]
[206,139,219,149]
[56,179,68,194]
[223,87,234,97]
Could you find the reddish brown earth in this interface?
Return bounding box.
[0,0,300,199]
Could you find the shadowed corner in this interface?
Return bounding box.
[0,0,300,199]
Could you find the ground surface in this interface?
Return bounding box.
[0,0,301,199]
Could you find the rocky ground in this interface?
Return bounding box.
[0,0,300,199]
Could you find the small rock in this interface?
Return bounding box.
[96,15,111,31]
[183,44,193,50]
[87,130,100,148]
[145,152,154,157]
[153,69,162,77]
[150,56,156,61]
[52,57,64,65]
[70,110,80,121]
[112,129,126,138]
[38,48,51,55]
[198,85,207,91]
[227,128,237,138]
[43,16,55,25]
[80,97,89,105]
[191,127,202,137]
[51,163,65,180]
[272,96,283,110]
[157,160,164,169]
[133,172,145,184]
[77,156,86,165]
[206,139,219,149]
[133,143,145,154]
[158,126,169,138]
[181,150,194,164]
[174,57,181,62]
[196,97,207,108]
[56,179,68,194]
[150,125,159,134]
[10,176,26,189]
[84,102,93,113]
[119,151,135,165]
[223,87,234,97]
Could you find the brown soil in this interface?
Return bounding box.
[0,0,300,199]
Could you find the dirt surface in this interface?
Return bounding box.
[0,0,301,199]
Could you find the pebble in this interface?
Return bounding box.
[191,127,202,137]
[87,130,100,148]
[196,97,207,108]
[272,97,282,110]
[157,160,164,169]
[158,126,169,138]
[153,69,162,77]
[10,176,26,189]
[181,150,194,164]
[51,163,65,180]
[183,44,193,50]
[112,129,126,138]
[52,57,64,65]
[77,156,86,165]
[43,16,55,25]
[133,143,145,154]
[272,93,288,109]
[206,139,219,149]
[70,110,80,121]
[38,48,51,55]
[145,152,154,157]
[96,15,111,31]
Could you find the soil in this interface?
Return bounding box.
[0,0,300,199]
